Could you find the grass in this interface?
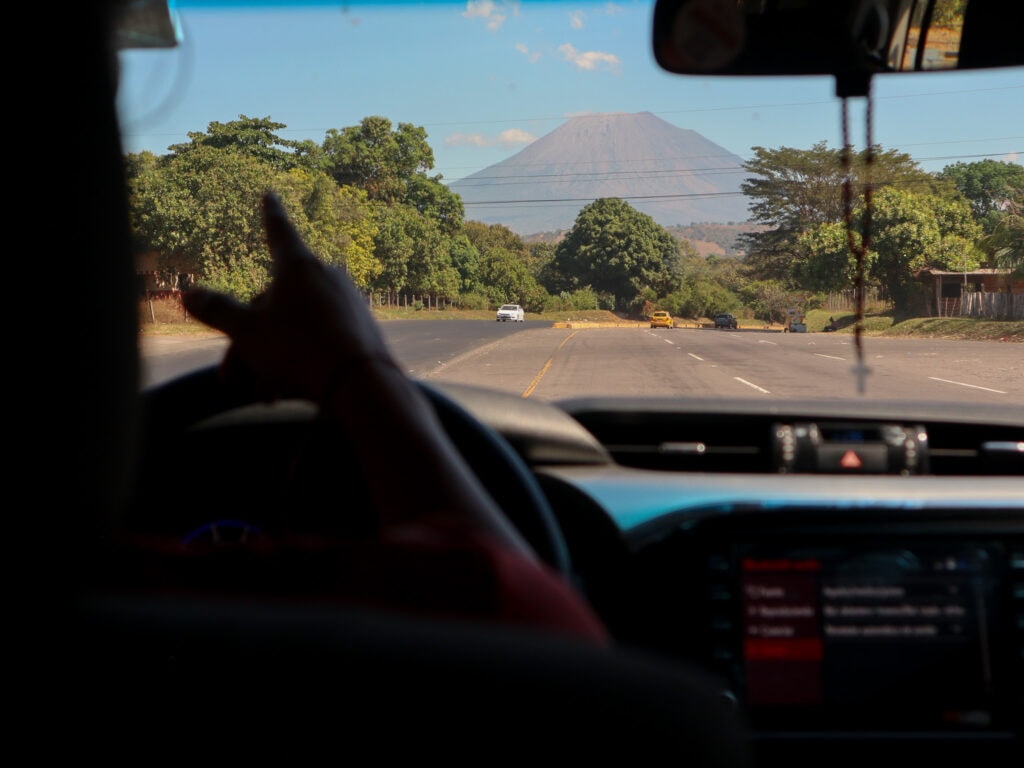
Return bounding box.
[804,308,1024,341]
[139,303,1023,341]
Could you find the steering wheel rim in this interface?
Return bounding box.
[138,365,571,576]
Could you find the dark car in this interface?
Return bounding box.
[55,1,1024,765]
[714,313,738,329]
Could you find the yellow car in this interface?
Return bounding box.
[649,311,673,329]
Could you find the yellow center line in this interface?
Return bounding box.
[522,330,577,398]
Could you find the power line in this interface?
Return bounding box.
[452,151,1020,195]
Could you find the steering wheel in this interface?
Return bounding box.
[136,365,571,576]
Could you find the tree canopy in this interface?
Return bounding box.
[550,198,681,311]
[322,116,436,204]
[937,159,1024,234]
[125,113,1010,322]
[740,142,941,285]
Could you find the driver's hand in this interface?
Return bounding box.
[183,191,395,403]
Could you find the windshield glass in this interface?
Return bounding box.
[120,0,1023,404]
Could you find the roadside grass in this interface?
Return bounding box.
[804,308,1023,341]
[140,302,1022,341]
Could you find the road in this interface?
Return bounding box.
[140,321,1023,405]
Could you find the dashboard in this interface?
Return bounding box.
[431,382,1024,762]
[131,372,1024,764]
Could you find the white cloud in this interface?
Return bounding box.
[462,0,495,19]
[1004,152,1020,164]
[445,133,490,148]
[570,11,585,30]
[515,42,542,63]
[603,2,625,16]
[558,43,620,72]
[444,129,535,148]
[496,128,535,146]
[463,0,519,31]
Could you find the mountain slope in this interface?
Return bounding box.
[449,112,751,236]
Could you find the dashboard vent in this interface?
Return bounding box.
[567,409,1023,476]
[924,422,1024,475]
[569,413,771,472]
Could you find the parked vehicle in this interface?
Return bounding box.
[496,304,525,322]
[714,313,738,329]
[650,311,674,328]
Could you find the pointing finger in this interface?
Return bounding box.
[262,191,317,277]
[183,288,249,338]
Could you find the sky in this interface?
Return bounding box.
[116,0,1023,185]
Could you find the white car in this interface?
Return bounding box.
[495,304,524,322]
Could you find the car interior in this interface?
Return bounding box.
[47,1,1021,764]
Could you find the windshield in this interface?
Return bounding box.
[120,0,1023,404]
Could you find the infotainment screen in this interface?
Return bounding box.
[736,541,1010,731]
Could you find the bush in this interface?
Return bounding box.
[544,287,602,312]
[457,292,492,310]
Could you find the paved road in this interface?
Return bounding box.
[140,322,1024,406]
[139,319,532,387]
[419,325,1024,404]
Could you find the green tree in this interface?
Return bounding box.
[463,221,530,259]
[794,221,859,293]
[447,232,482,295]
[740,142,937,284]
[128,144,279,300]
[166,115,309,171]
[981,199,1023,317]
[322,116,435,204]
[867,187,982,316]
[405,174,465,236]
[478,247,548,311]
[464,221,548,310]
[370,204,460,300]
[739,280,802,325]
[550,198,680,311]
[931,0,968,26]
[664,280,740,320]
[275,170,381,288]
[526,242,557,281]
[937,159,1024,234]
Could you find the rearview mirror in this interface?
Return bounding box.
[652,0,1024,95]
[113,0,180,49]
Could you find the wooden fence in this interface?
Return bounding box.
[961,291,1023,320]
[824,288,887,313]
[370,293,452,310]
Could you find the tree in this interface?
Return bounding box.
[274,170,381,289]
[550,198,680,311]
[866,187,982,317]
[128,144,279,300]
[322,116,435,204]
[663,280,740,321]
[526,242,557,281]
[981,199,1024,317]
[740,142,937,285]
[166,115,310,171]
[447,232,482,296]
[405,174,465,236]
[739,280,802,325]
[478,247,548,311]
[984,209,1024,278]
[370,204,460,300]
[937,159,1024,234]
[464,221,548,310]
[794,221,859,293]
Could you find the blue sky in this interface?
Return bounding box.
[117,0,1023,184]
